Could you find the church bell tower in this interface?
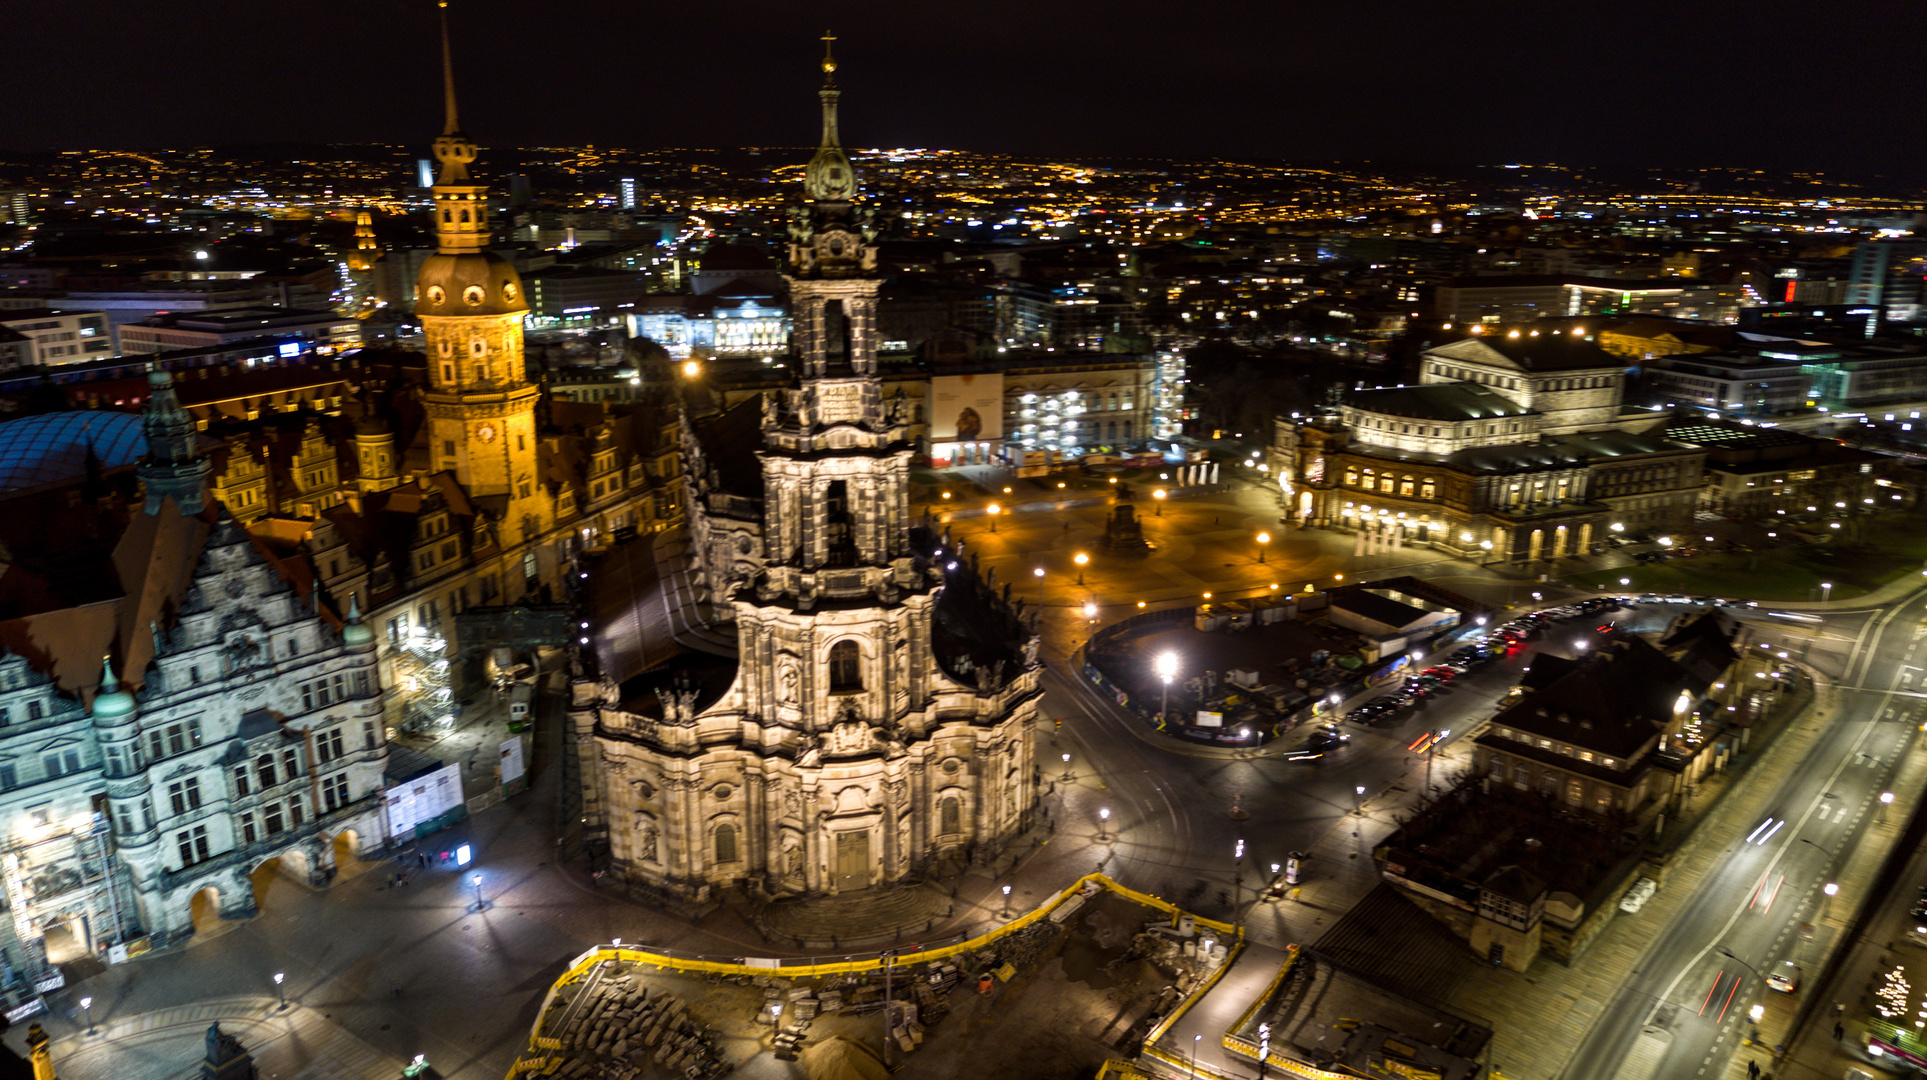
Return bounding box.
[415,4,543,537]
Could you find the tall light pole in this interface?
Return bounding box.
[1061,752,1073,781]
[1153,488,1166,516]
[1881,790,1895,822]
[1156,651,1179,724]
[1000,884,1012,917]
[1256,531,1270,563]
[80,996,94,1035]
[880,950,895,1067]
[273,972,286,1010]
[1191,1034,1201,1078]
[471,873,486,913]
[1098,806,1112,842]
[1821,581,1833,602]
[987,503,1000,533]
[1823,881,1839,922]
[1074,551,1089,586]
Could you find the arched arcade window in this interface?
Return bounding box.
[829,641,862,691]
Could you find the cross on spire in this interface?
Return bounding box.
[820,29,837,85]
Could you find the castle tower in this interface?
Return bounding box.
[348,210,378,273]
[585,41,1038,902]
[415,4,543,539]
[139,365,209,516]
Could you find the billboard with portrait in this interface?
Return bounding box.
[930,374,1005,442]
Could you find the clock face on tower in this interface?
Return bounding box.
[477,425,496,442]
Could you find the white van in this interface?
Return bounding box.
[1619,877,1658,914]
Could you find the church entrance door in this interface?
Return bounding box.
[834,831,871,891]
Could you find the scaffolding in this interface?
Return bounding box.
[393,628,457,736]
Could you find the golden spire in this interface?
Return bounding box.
[430,0,477,187]
[804,32,855,203]
[440,2,460,136]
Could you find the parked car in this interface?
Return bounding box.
[1619,877,1657,914]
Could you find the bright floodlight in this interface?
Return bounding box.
[1155,651,1179,682]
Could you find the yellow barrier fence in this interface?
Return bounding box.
[506,872,1234,1078]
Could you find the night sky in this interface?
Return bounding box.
[15,0,1927,179]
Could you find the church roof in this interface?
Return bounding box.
[0,410,147,492]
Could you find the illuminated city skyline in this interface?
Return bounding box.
[9,0,1927,179]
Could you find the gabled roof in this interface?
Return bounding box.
[1489,636,1708,758]
[1426,335,1624,373]
[1346,382,1531,422]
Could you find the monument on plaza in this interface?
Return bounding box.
[575,39,1042,901]
[1102,483,1151,552]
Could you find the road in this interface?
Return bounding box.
[1560,594,1924,1080]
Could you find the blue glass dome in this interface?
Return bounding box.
[0,411,148,493]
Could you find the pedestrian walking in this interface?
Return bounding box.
[1834,1022,1844,1042]
[417,853,427,870]
[1746,1061,1759,1080]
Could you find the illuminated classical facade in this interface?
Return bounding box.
[1274,333,1705,563]
[578,43,1040,901]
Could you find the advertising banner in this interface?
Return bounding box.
[930,374,1004,441]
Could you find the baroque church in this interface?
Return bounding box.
[574,43,1042,901]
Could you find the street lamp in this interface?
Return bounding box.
[1881,790,1895,822]
[1061,752,1073,781]
[1074,551,1089,585]
[1192,1033,1202,1078]
[1256,531,1270,563]
[1823,881,1839,922]
[1098,806,1111,841]
[1001,884,1012,917]
[987,503,1000,532]
[1083,600,1097,622]
[1748,1003,1764,1043]
[1153,488,1166,515]
[80,996,94,1035]
[1155,651,1179,722]
[471,872,486,913]
[273,972,286,1010]
[1821,582,1833,601]
[681,360,700,379]
[1355,785,1366,815]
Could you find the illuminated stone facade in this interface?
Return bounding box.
[579,47,1040,902]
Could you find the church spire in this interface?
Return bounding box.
[804,31,857,204]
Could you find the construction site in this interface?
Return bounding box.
[506,877,1239,1080]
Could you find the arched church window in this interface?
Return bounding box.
[713,822,737,863]
[829,641,862,692]
[940,796,960,835]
